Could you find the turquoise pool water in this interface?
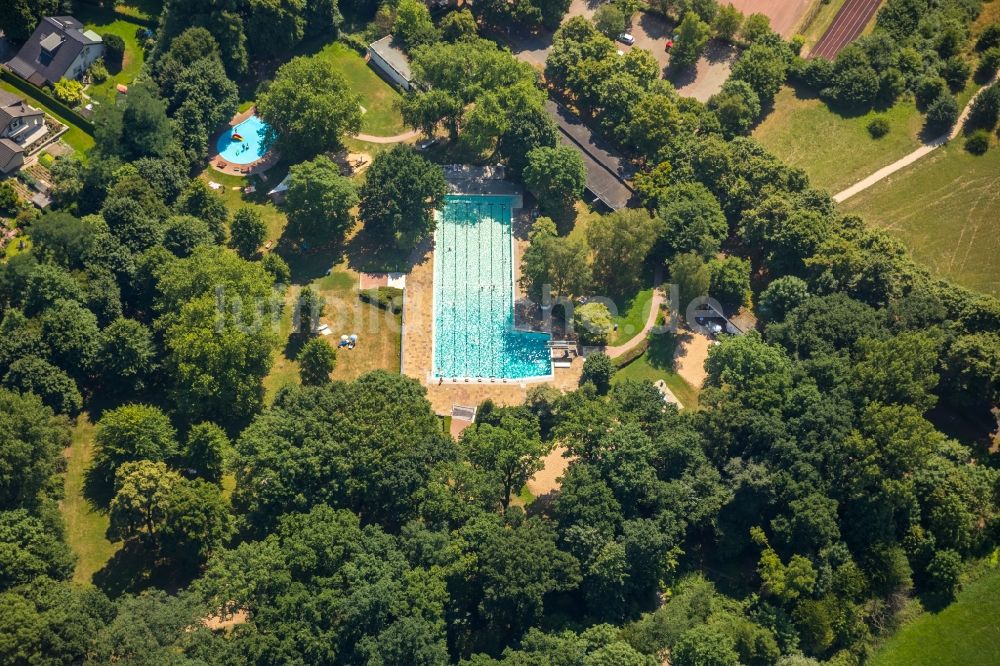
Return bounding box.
[433,195,552,380]
[216,115,270,165]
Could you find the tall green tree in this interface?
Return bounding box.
[229,206,268,258]
[298,337,336,386]
[358,146,447,249]
[672,12,712,68]
[257,56,363,159]
[588,209,662,296]
[461,411,549,513]
[92,404,179,488]
[523,145,587,219]
[284,156,359,241]
[0,389,69,510]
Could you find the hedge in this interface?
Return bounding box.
[359,286,404,314]
[0,69,94,134]
[612,335,650,369]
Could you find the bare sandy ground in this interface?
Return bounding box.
[674,330,712,388]
[724,0,816,38]
[527,445,571,496]
[674,41,739,102]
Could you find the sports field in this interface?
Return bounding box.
[753,86,924,193]
[840,141,1000,296]
[870,563,1000,666]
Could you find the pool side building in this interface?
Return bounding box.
[367,36,413,91]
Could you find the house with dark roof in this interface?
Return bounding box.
[368,36,413,91]
[0,90,46,174]
[5,16,104,87]
[544,100,636,211]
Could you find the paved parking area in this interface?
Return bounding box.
[673,41,738,101]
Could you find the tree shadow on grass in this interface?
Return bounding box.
[345,227,433,275]
[83,465,115,510]
[92,540,199,599]
[646,329,679,371]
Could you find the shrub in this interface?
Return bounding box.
[88,58,109,83]
[38,152,55,169]
[915,75,948,109]
[941,56,971,92]
[340,34,368,55]
[977,47,1000,81]
[924,94,959,135]
[965,129,990,154]
[976,23,1000,51]
[52,79,83,106]
[359,286,404,314]
[580,352,615,394]
[0,181,20,217]
[967,83,1000,130]
[103,34,125,68]
[574,302,614,346]
[867,116,890,138]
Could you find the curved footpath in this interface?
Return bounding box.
[834,70,1000,203]
[354,129,420,144]
[604,270,664,358]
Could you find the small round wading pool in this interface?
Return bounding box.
[216,114,270,165]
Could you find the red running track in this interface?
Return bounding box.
[811,0,883,60]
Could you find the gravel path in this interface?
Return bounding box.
[833,71,1000,203]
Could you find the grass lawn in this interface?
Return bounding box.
[0,81,94,154]
[263,286,301,403]
[60,416,120,584]
[308,41,406,137]
[262,259,403,399]
[753,86,925,194]
[870,560,1000,666]
[612,331,700,409]
[198,168,289,245]
[610,287,653,346]
[840,139,1000,296]
[310,269,402,380]
[77,6,147,103]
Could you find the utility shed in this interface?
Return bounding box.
[367,36,413,91]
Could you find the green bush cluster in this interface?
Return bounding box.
[359,286,404,314]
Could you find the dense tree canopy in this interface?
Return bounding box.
[257,56,363,159]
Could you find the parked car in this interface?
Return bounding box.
[617,33,635,45]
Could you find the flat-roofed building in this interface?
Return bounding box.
[367,36,413,91]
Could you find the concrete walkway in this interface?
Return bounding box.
[834,72,1000,203]
[604,271,664,358]
[354,129,420,144]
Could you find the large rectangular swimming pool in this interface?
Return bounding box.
[432,195,551,380]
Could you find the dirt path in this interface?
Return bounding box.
[833,71,1000,203]
[673,330,711,388]
[354,129,420,144]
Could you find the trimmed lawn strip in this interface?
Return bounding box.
[77,6,147,103]
[869,560,1000,666]
[308,41,406,136]
[839,139,1000,296]
[198,168,289,245]
[0,81,94,154]
[611,287,653,346]
[612,331,700,409]
[753,86,924,193]
[60,416,119,584]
